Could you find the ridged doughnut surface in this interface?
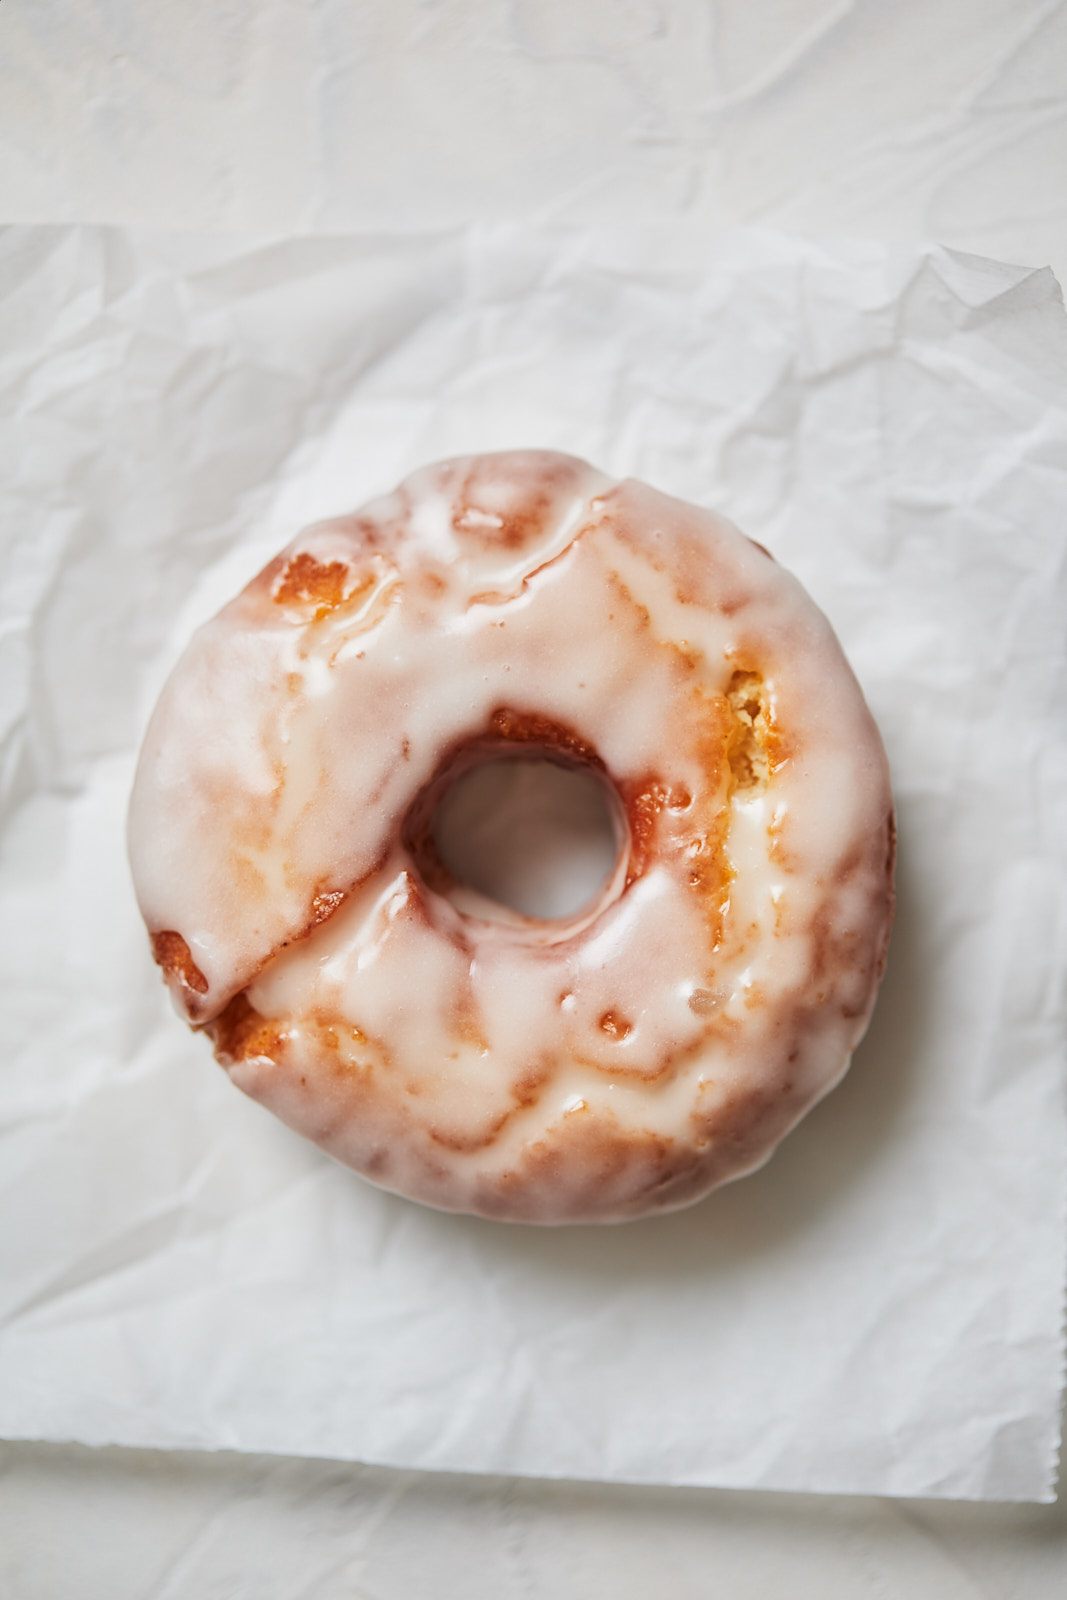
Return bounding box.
[128,451,894,1223]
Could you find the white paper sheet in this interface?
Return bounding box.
[0,223,1064,1501]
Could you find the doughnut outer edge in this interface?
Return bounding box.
[128,451,895,1224]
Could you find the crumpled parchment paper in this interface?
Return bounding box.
[0,223,1064,1500]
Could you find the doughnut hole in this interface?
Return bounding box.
[409,752,628,924]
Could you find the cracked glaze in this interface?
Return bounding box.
[128,451,894,1223]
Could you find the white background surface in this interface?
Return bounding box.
[3,224,1066,1501]
[2,1,1066,1595]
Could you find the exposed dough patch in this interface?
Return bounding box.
[310,889,345,925]
[207,991,287,1066]
[274,552,350,614]
[487,706,605,769]
[151,930,208,997]
[725,669,774,793]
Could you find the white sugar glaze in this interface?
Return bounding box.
[128,451,894,1222]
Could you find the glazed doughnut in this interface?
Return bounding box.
[128,451,894,1224]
